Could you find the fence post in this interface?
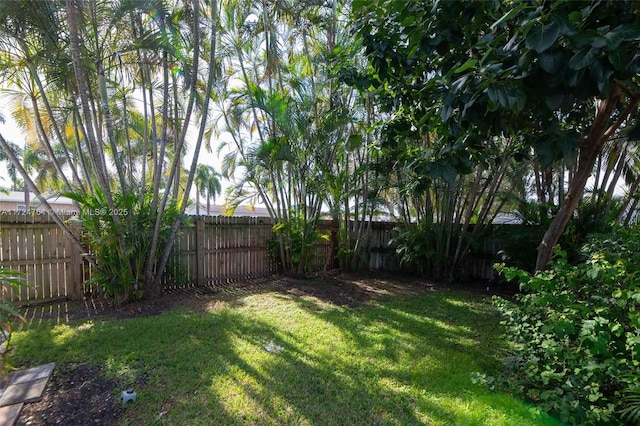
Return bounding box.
[196,216,205,286]
[68,244,83,301]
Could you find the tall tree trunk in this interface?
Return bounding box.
[145,0,202,296]
[617,172,640,224]
[66,0,127,253]
[155,0,218,292]
[604,142,628,215]
[536,84,623,270]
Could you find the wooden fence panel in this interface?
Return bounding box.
[2,213,507,303]
[365,222,396,271]
[0,213,80,304]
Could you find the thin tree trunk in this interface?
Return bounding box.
[0,133,96,268]
[25,59,84,191]
[97,59,128,193]
[617,173,640,225]
[604,142,628,215]
[29,95,72,190]
[155,0,218,292]
[146,0,202,295]
[534,160,545,203]
[72,109,94,194]
[67,0,125,250]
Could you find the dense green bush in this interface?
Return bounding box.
[271,208,329,276]
[494,227,640,425]
[65,187,186,303]
[389,222,464,280]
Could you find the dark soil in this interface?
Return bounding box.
[14,273,508,425]
[16,363,123,426]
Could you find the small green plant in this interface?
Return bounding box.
[0,268,26,378]
[470,371,496,391]
[164,255,192,287]
[493,227,640,424]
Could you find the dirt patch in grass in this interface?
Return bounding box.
[15,362,124,426]
[14,273,510,425]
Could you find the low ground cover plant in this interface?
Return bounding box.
[494,227,640,424]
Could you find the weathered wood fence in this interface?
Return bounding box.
[0,213,86,304]
[0,213,502,304]
[163,216,277,287]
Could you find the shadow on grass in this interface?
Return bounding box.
[12,288,555,425]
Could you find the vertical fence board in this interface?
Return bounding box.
[34,227,44,300]
[41,225,51,301]
[26,223,37,301]
[9,226,17,301]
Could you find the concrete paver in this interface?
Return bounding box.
[0,363,55,425]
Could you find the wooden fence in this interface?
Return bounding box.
[0,213,504,305]
[0,213,84,304]
[163,216,276,287]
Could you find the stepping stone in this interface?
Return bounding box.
[0,402,23,426]
[0,378,49,406]
[0,362,55,406]
[6,363,55,387]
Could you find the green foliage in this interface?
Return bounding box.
[354,0,640,160]
[389,222,464,280]
[64,187,187,303]
[621,386,640,424]
[164,255,192,288]
[494,227,640,424]
[497,198,618,271]
[391,222,441,277]
[495,202,555,272]
[563,196,620,261]
[0,269,26,378]
[272,208,329,276]
[353,1,640,269]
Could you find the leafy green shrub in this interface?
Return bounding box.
[494,227,640,424]
[493,203,549,272]
[164,255,192,287]
[272,208,329,276]
[390,222,436,276]
[389,222,466,280]
[64,187,187,303]
[620,386,640,424]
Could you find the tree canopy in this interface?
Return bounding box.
[353,0,640,269]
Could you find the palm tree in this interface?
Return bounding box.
[0,138,22,191]
[194,164,222,215]
[0,0,220,300]
[213,0,380,274]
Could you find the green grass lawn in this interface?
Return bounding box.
[12,284,559,425]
